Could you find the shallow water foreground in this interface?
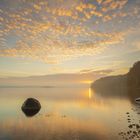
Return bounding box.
[0,87,139,140]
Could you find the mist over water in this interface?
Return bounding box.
[0,87,139,140]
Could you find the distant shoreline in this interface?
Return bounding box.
[0,86,54,88]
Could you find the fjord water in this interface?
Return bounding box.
[0,87,139,140]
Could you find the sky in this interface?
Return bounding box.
[0,0,140,82]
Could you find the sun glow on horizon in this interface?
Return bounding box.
[81,80,93,84]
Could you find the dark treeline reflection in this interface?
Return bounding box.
[91,84,140,105]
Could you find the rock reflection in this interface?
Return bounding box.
[21,98,41,117]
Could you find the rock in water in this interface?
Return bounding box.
[135,97,140,104]
[21,98,41,117]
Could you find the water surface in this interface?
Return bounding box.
[0,87,139,140]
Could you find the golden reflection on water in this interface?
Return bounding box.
[88,88,92,99]
[83,87,93,100]
[0,87,137,140]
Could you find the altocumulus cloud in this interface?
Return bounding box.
[0,0,139,63]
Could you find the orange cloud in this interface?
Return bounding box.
[0,0,138,64]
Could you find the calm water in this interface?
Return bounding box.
[0,87,139,140]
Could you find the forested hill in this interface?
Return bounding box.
[91,61,140,98]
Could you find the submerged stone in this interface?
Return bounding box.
[21,98,41,117]
[135,98,140,104]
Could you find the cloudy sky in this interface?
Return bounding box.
[0,0,140,80]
